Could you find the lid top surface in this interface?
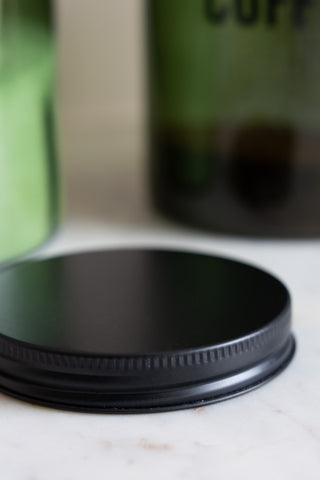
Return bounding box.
[0,250,289,355]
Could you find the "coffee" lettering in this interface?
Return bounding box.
[205,0,313,26]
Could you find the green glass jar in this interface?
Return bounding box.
[148,0,320,236]
[0,0,58,263]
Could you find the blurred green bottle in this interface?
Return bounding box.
[148,0,320,236]
[0,0,58,263]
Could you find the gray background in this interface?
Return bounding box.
[57,0,145,222]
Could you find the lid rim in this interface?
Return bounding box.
[0,335,295,413]
[0,304,291,373]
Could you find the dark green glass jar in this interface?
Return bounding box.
[148,0,320,236]
[0,0,58,263]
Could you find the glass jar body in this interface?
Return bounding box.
[148,0,320,236]
[0,0,58,262]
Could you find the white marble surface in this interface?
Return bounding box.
[1,217,320,480]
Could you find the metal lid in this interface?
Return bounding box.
[0,250,295,413]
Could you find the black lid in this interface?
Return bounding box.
[0,249,295,413]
